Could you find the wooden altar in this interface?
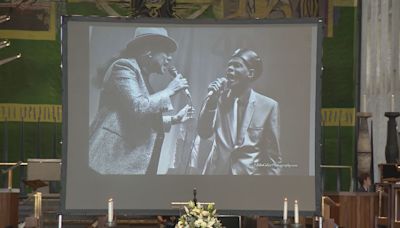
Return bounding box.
[0,188,19,228]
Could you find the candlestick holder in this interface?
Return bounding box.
[103,215,116,227]
[290,223,303,228]
[107,219,116,227]
[95,215,116,227]
[281,219,290,225]
[384,112,400,163]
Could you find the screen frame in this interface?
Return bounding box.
[60,15,323,217]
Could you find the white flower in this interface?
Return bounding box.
[194,219,202,227]
[192,208,201,215]
[188,201,196,208]
[201,211,209,217]
[175,201,222,228]
[184,206,190,214]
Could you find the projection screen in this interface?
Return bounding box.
[61,16,323,216]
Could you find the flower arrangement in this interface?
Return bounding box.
[176,201,223,228]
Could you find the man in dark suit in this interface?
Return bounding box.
[197,49,281,175]
[358,172,372,192]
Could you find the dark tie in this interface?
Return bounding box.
[236,98,243,144]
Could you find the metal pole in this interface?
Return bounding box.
[7,169,12,190]
[53,122,57,158]
[20,118,26,195]
[50,121,58,193]
[36,119,41,158]
[321,119,326,192]
[336,111,342,192]
[2,120,8,188]
[370,120,374,184]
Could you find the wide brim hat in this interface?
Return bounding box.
[126,27,177,53]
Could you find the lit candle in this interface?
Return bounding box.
[362,94,367,112]
[58,214,62,228]
[283,197,288,221]
[391,94,395,112]
[294,200,299,224]
[108,198,113,223]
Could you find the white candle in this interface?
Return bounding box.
[362,94,367,112]
[294,200,299,224]
[58,214,62,228]
[283,197,288,221]
[391,94,395,112]
[34,192,42,219]
[108,198,113,223]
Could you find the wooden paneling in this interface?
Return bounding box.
[375,182,400,227]
[0,190,19,228]
[325,192,378,228]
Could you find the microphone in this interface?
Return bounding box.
[167,66,191,98]
[207,77,228,97]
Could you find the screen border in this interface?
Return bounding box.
[60,15,323,217]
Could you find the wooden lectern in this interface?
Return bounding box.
[0,188,19,228]
[325,192,378,228]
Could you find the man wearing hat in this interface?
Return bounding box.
[197,49,281,175]
[89,27,192,175]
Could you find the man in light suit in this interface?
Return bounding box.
[197,49,281,175]
[89,27,192,175]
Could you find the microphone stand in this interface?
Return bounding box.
[167,66,197,174]
[193,188,197,206]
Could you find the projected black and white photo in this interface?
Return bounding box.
[63,17,321,213]
[88,26,281,176]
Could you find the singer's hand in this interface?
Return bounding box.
[203,78,227,111]
[172,105,195,124]
[207,78,227,97]
[166,74,188,96]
